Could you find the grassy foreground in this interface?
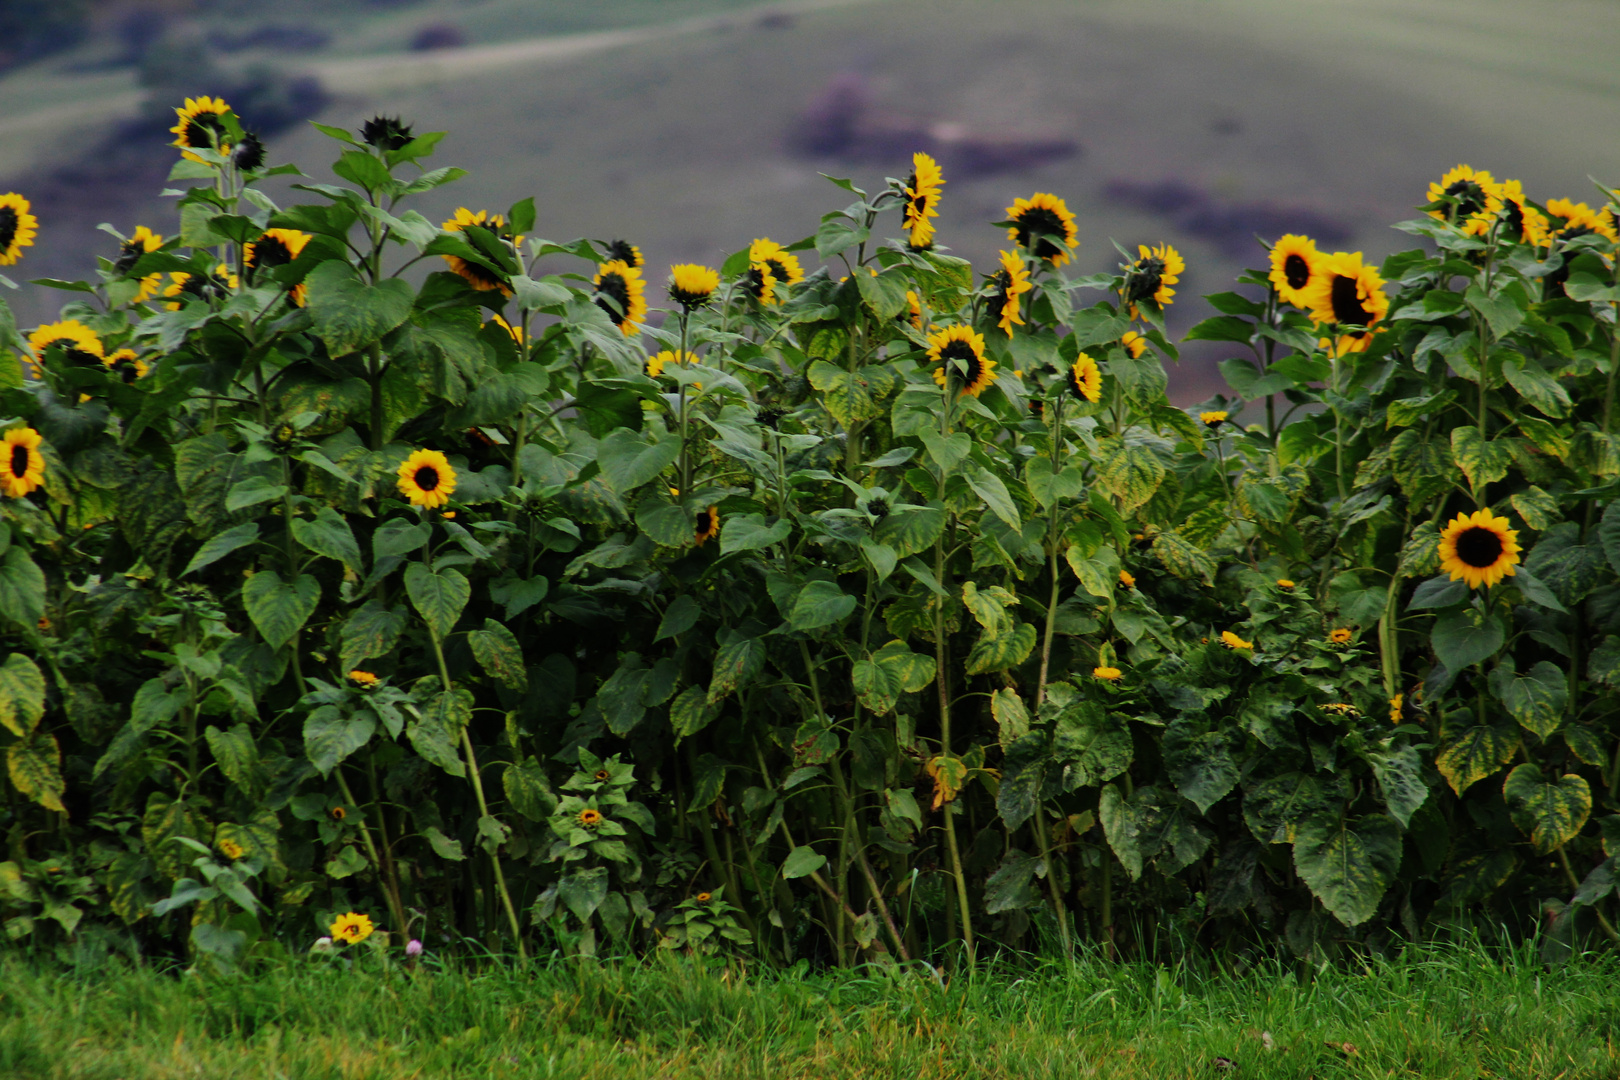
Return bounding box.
[2,942,1617,1079]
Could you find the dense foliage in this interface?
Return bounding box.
[1,108,1619,971]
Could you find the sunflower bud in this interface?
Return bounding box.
[232,131,265,171]
[361,116,415,152]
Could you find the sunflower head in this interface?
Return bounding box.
[927,326,995,398]
[696,891,713,903]
[217,837,245,861]
[232,131,266,172]
[647,349,700,378]
[987,249,1033,337]
[330,806,347,821]
[904,289,923,330]
[171,97,233,164]
[329,911,375,945]
[397,448,457,510]
[1220,630,1253,651]
[605,239,644,268]
[1067,353,1102,403]
[490,313,525,345]
[1119,570,1135,589]
[1123,243,1185,311]
[0,193,39,267]
[903,152,945,251]
[1276,579,1295,589]
[864,497,890,519]
[1200,410,1228,429]
[1329,628,1352,644]
[1438,510,1521,590]
[594,769,611,782]
[1476,180,1549,247]
[695,507,721,546]
[1305,251,1389,353]
[104,349,148,384]
[1389,693,1405,723]
[348,670,379,687]
[744,260,779,304]
[1268,234,1322,308]
[0,427,46,499]
[1425,165,1497,224]
[114,225,163,275]
[593,259,648,335]
[28,320,104,366]
[244,229,312,305]
[1005,193,1078,266]
[1093,666,1123,681]
[748,238,803,304]
[440,208,520,295]
[668,263,719,309]
[361,116,415,152]
[578,808,603,828]
[1120,330,1146,359]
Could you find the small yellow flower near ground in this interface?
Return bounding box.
[330,912,374,945]
[1330,628,1352,644]
[348,670,378,687]
[579,808,603,827]
[1276,579,1295,589]
[1119,570,1136,589]
[1389,693,1404,723]
[696,892,713,903]
[1221,631,1253,650]
[1094,666,1122,681]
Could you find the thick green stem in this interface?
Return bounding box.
[337,768,409,938]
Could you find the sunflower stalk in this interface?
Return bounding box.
[336,767,409,939]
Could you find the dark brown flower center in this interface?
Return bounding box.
[1014,207,1068,260]
[115,239,144,275]
[1283,253,1310,289]
[1456,526,1503,568]
[1329,274,1373,326]
[695,510,714,536]
[746,266,770,298]
[607,240,639,266]
[1443,180,1488,219]
[0,208,15,251]
[414,466,440,492]
[1502,199,1524,236]
[10,445,29,477]
[595,272,632,324]
[183,112,226,149]
[1125,258,1166,303]
[247,235,294,281]
[765,259,790,285]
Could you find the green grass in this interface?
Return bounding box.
[4,939,1619,1078]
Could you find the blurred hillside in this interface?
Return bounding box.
[4,0,1620,402]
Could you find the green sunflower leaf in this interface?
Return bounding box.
[874,504,945,558]
[291,507,363,575]
[0,653,45,739]
[781,845,827,880]
[1488,660,1568,738]
[1095,438,1165,514]
[305,261,415,358]
[965,622,1037,675]
[339,600,407,672]
[6,735,65,813]
[596,429,680,494]
[403,562,469,640]
[241,571,320,651]
[1503,764,1591,854]
[1292,813,1402,927]
[1430,609,1504,672]
[1435,715,1521,796]
[183,522,261,577]
[303,707,376,777]
[0,546,46,631]
[719,513,791,555]
[468,619,527,691]
[789,580,856,632]
[1450,425,1511,493]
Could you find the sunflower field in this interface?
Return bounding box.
[0,99,1619,973]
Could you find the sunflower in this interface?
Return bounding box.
[987,249,1033,336]
[1329,627,1352,644]
[115,226,165,302]
[396,448,457,509]
[1120,330,1146,358]
[904,290,923,330]
[1438,509,1521,589]
[440,208,518,295]
[647,349,700,378]
[104,349,148,384]
[605,239,644,268]
[927,326,996,398]
[1305,251,1389,354]
[330,806,347,821]
[743,260,779,304]
[594,769,611,781]
[1094,666,1123,681]
[1005,192,1078,266]
[668,264,719,309]
[1067,352,1101,402]
[1123,243,1184,313]
[903,152,944,251]
[1546,198,1620,244]
[1318,702,1357,715]
[218,838,245,860]
[160,268,233,310]
[170,96,233,164]
[232,131,266,171]
[1473,180,1549,247]
[593,259,647,335]
[0,428,46,499]
[694,507,721,546]
[696,891,712,903]
[28,320,103,365]
[1276,579,1295,589]
[329,912,374,945]
[348,670,378,687]
[1220,630,1253,650]
[490,313,525,344]
[578,808,603,828]
[0,193,39,266]
[1119,570,1135,589]
[1389,693,1405,723]
[1425,165,1497,224]
[244,229,312,305]
[1267,234,1323,308]
[748,238,804,303]
[1200,410,1227,428]
[361,116,415,152]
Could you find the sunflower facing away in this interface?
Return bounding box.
[0,428,46,499]
[440,208,519,295]
[605,239,644,269]
[1268,234,1323,308]
[397,448,457,509]
[647,349,700,378]
[115,226,165,303]
[1306,251,1389,354]
[987,249,1033,336]
[0,193,39,266]
[104,349,148,384]
[904,289,923,330]
[1005,193,1078,266]
[1123,243,1184,313]
[28,320,104,365]
[748,238,804,304]
[927,325,996,398]
[1438,509,1521,589]
[694,507,721,546]
[171,97,233,164]
[593,259,647,335]
[1067,353,1101,403]
[668,264,719,309]
[1120,330,1146,359]
[329,912,374,945]
[743,260,779,305]
[244,229,311,305]
[1478,180,1550,248]
[903,152,944,251]
[1425,165,1497,225]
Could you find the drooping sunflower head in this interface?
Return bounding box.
[1438,510,1521,590]
[0,193,39,267]
[593,259,648,336]
[440,208,519,295]
[1200,410,1228,429]
[694,506,721,546]
[1094,666,1123,681]
[927,325,995,398]
[1267,234,1323,308]
[647,349,700,378]
[668,263,719,309]
[1005,193,1078,266]
[1123,243,1185,311]
[361,116,415,152]
[987,249,1033,337]
[244,229,312,305]
[104,349,149,384]
[605,239,644,269]
[1067,352,1102,402]
[0,428,46,499]
[1425,165,1497,224]
[28,320,104,366]
[396,448,457,509]
[329,911,375,945]
[1220,630,1253,650]
[1120,330,1146,359]
[170,97,233,164]
[747,238,803,303]
[903,152,945,251]
[1305,251,1389,353]
[1329,627,1352,644]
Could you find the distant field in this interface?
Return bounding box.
[5,0,1619,398]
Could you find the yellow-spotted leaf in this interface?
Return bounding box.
[0,652,45,738]
[1503,764,1590,854]
[1152,530,1217,586]
[926,753,968,809]
[1292,813,1402,927]
[7,734,65,813]
[964,621,1036,675]
[1435,716,1521,796]
[991,687,1029,748]
[1450,425,1511,494]
[1096,438,1165,514]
